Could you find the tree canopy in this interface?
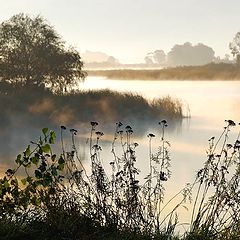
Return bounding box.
[167,42,215,66]
[144,50,166,65]
[0,13,86,92]
[229,32,240,65]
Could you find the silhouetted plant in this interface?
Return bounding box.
[1,120,239,239]
[187,120,240,239]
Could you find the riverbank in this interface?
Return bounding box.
[87,63,240,80]
[0,83,183,165]
[0,83,183,131]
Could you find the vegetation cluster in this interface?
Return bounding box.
[0,120,239,239]
[144,43,216,67]
[88,63,240,80]
[0,82,183,132]
[0,13,86,93]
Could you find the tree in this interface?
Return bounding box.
[152,50,166,65]
[167,42,215,66]
[0,13,86,92]
[144,56,153,65]
[144,50,166,65]
[107,56,119,65]
[229,32,240,65]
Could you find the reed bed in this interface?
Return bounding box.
[88,63,240,80]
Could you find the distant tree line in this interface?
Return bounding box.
[2,12,240,78]
[84,41,236,68]
[145,42,233,67]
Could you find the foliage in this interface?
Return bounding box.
[0,13,86,93]
[167,42,215,66]
[0,122,189,239]
[145,50,166,65]
[0,83,183,135]
[229,32,240,65]
[0,127,62,215]
[0,120,239,239]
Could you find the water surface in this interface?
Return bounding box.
[80,77,240,185]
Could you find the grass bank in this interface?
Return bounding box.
[88,63,240,80]
[0,82,183,132]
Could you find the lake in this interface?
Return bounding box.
[2,76,239,184]
[80,77,240,219]
[80,77,240,223]
[1,76,239,224]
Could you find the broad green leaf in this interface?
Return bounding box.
[44,173,52,183]
[42,174,52,187]
[4,181,10,188]
[49,131,56,144]
[41,144,51,153]
[31,156,39,165]
[42,128,48,136]
[24,145,31,157]
[15,154,22,164]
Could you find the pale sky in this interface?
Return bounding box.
[0,0,240,63]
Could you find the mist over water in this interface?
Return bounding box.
[81,77,240,183]
[0,80,182,175]
[2,77,240,186]
[1,76,240,226]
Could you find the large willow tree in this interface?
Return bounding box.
[0,13,86,93]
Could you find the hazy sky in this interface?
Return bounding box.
[0,0,240,63]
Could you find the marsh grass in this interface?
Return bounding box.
[88,63,240,80]
[0,120,239,239]
[0,82,183,133]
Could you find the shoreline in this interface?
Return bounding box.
[87,63,240,81]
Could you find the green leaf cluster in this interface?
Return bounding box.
[0,128,65,213]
